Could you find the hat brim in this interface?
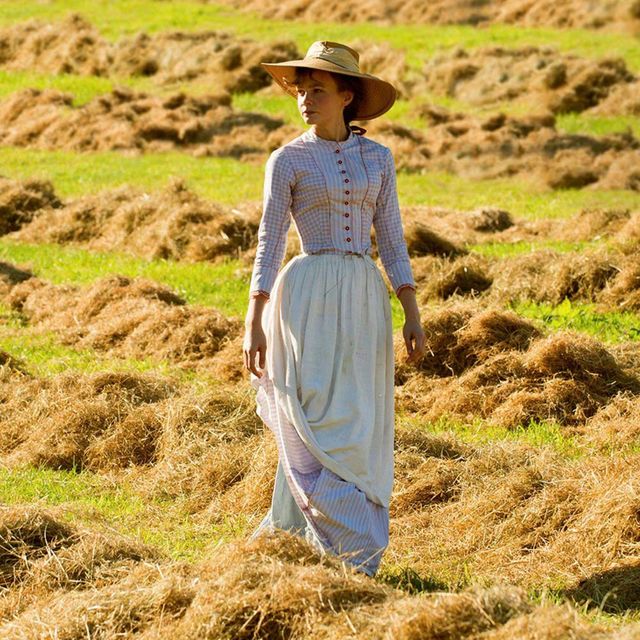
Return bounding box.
[261,60,397,121]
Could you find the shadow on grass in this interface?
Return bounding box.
[561,562,640,614]
[378,565,450,595]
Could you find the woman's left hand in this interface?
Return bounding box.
[403,318,426,364]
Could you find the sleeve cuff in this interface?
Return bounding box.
[395,283,416,297]
[249,264,279,299]
[387,260,416,294]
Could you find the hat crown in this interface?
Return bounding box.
[304,41,360,73]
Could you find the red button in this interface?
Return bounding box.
[341,170,346,174]
[345,226,350,230]
[338,160,343,164]
[346,237,352,242]
[345,190,350,194]
[344,213,349,217]
[335,149,340,153]
[344,179,350,183]
[344,201,348,205]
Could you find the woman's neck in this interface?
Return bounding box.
[312,123,350,142]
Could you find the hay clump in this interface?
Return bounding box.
[420,46,636,115]
[5,273,244,371]
[366,111,640,191]
[0,176,61,235]
[0,14,301,94]
[396,302,640,427]
[0,86,292,159]
[12,179,262,262]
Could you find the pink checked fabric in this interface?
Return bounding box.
[249,127,416,299]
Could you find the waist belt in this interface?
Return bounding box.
[305,248,369,258]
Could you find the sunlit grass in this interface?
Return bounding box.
[1,0,639,72]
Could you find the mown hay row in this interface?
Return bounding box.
[367,109,640,190]
[395,301,640,428]
[0,13,300,94]
[1,505,639,638]
[2,269,244,377]
[391,426,640,611]
[7,177,262,263]
[0,86,295,158]
[0,362,273,516]
[420,45,638,115]
[209,0,640,33]
[408,242,640,312]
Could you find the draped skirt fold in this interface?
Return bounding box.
[249,252,395,576]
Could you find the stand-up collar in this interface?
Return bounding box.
[303,126,358,150]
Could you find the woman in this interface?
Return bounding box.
[243,41,426,577]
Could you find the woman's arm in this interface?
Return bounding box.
[244,149,295,377]
[373,147,425,362]
[398,286,425,363]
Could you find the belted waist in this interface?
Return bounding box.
[304,248,370,258]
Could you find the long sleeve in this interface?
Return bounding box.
[372,147,416,296]
[249,148,295,299]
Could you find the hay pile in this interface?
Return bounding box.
[4,271,245,376]
[1,506,638,638]
[395,302,640,427]
[407,239,640,312]
[0,86,294,158]
[0,364,273,515]
[367,110,640,190]
[420,45,637,115]
[401,204,635,248]
[10,178,262,262]
[210,0,640,33]
[0,13,300,94]
[390,430,640,611]
[0,177,61,236]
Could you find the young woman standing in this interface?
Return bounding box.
[243,41,425,577]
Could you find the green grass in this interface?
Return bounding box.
[402,413,587,458]
[2,0,640,72]
[512,298,640,343]
[0,146,263,204]
[0,464,249,561]
[3,145,640,219]
[0,239,250,317]
[557,113,640,138]
[469,239,604,257]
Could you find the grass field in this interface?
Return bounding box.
[1,1,640,636]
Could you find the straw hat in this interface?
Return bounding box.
[261,40,397,120]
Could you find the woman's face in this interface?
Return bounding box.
[294,70,353,129]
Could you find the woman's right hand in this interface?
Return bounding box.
[243,323,267,378]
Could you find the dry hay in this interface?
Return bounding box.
[388,432,640,609]
[10,178,262,262]
[5,273,244,372]
[404,243,640,312]
[366,110,640,190]
[411,254,493,302]
[0,176,61,236]
[401,204,635,248]
[395,301,640,427]
[1,506,636,639]
[0,362,272,515]
[590,79,640,116]
[210,0,640,33]
[488,247,624,305]
[0,13,300,94]
[420,45,637,115]
[0,86,294,159]
[0,261,33,298]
